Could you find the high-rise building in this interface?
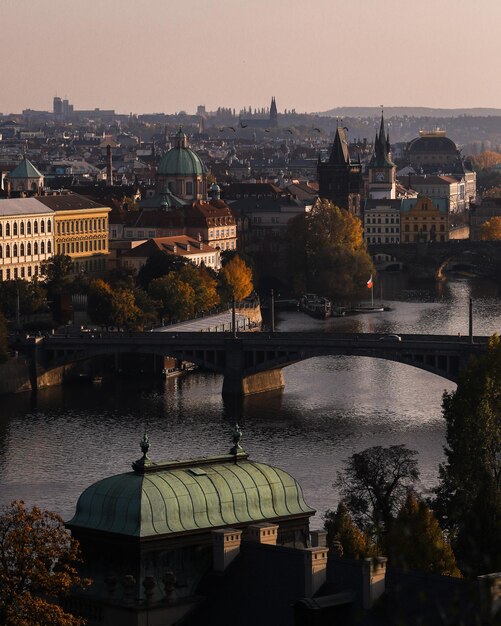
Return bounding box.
[53,96,63,115]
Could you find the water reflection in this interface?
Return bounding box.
[0,277,500,528]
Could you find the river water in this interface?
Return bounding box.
[1,275,500,528]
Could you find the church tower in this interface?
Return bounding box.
[367,111,396,199]
[269,97,278,127]
[317,125,362,214]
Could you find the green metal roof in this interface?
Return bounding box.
[7,157,43,179]
[67,454,314,537]
[157,146,206,177]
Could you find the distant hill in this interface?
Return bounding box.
[317,107,501,118]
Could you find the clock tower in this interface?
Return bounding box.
[368,111,396,199]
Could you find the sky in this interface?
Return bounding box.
[2,0,501,115]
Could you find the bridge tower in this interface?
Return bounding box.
[367,110,396,200]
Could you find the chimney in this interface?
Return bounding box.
[212,528,242,572]
[247,523,279,545]
[303,547,329,597]
[478,573,501,621]
[310,530,327,548]
[362,557,387,609]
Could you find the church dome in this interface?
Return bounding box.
[67,446,314,538]
[157,129,206,177]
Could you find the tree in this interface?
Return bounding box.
[148,274,195,322]
[387,492,460,576]
[336,445,420,544]
[0,280,47,319]
[324,502,375,559]
[286,199,374,302]
[137,251,187,289]
[0,312,8,363]
[479,216,501,240]
[87,279,113,327]
[40,255,73,295]
[219,254,253,302]
[0,501,89,626]
[179,264,220,312]
[434,335,501,576]
[470,151,501,171]
[110,289,141,330]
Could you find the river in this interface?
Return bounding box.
[1,275,500,528]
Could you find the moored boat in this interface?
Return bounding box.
[300,294,332,319]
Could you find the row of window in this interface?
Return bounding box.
[211,228,235,237]
[0,265,40,281]
[367,237,399,244]
[0,240,51,258]
[57,239,106,255]
[366,227,398,234]
[0,218,52,237]
[57,218,107,235]
[366,217,399,224]
[74,258,106,273]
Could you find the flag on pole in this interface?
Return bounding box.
[367,275,373,289]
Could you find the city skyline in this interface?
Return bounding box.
[2,0,501,115]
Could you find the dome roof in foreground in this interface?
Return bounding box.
[67,437,314,538]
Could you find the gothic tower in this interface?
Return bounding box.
[367,111,396,199]
[269,97,278,127]
[317,125,362,214]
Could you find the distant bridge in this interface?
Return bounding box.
[368,240,501,279]
[26,331,490,396]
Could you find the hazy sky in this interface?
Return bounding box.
[3,0,500,115]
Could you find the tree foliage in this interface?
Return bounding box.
[324,502,375,559]
[0,280,47,319]
[87,279,140,329]
[479,216,501,241]
[286,199,374,302]
[40,255,73,295]
[219,254,253,302]
[387,492,461,577]
[0,501,89,626]
[470,151,501,171]
[137,251,187,289]
[0,312,8,363]
[149,274,195,322]
[336,445,420,542]
[180,264,220,312]
[434,335,501,576]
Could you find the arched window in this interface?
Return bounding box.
[40,241,45,254]
[34,221,38,234]
[20,222,25,235]
[20,243,24,256]
[27,243,31,255]
[13,244,18,257]
[0,245,2,258]
[47,220,51,233]
[41,220,45,234]
[13,222,18,236]
[34,242,38,255]
[47,241,52,254]
[6,245,10,258]
[0,224,2,237]
[27,221,31,235]
[6,223,10,237]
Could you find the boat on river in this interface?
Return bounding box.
[300,294,332,319]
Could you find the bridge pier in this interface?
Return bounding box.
[222,368,285,397]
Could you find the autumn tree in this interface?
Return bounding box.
[219,254,253,302]
[336,445,420,545]
[433,335,501,576]
[110,289,141,330]
[470,151,501,171]
[148,274,195,322]
[387,492,460,576]
[40,255,73,295]
[478,216,501,240]
[324,502,375,559]
[87,279,113,327]
[179,264,220,312]
[0,500,89,626]
[0,279,47,319]
[287,199,374,302]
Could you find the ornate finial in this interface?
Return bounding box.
[132,432,153,473]
[140,432,150,458]
[230,423,243,457]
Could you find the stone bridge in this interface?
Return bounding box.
[29,331,490,396]
[368,240,501,279]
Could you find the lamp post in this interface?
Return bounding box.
[271,289,275,333]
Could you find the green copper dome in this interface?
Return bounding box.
[67,452,314,538]
[157,129,206,177]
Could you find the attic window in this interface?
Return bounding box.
[189,468,208,476]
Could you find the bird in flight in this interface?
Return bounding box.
[239,122,248,128]
[228,126,236,132]
[313,128,321,133]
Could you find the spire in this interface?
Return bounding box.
[329,126,350,165]
[369,107,395,168]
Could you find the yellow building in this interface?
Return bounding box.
[400,196,449,243]
[37,193,111,274]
